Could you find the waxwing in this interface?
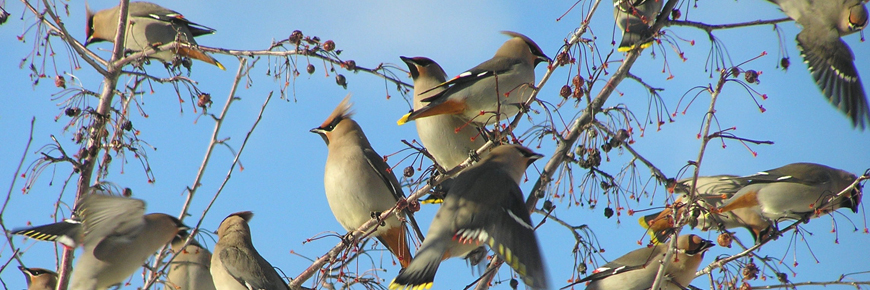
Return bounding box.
[13,193,188,290]
[86,1,224,69]
[311,96,423,268]
[569,234,714,290]
[767,0,869,128]
[390,145,548,290]
[19,267,58,290]
[211,211,289,290]
[166,230,217,290]
[398,31,550,126]
[613,0,663,51]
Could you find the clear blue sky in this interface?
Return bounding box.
[1,0,869,289]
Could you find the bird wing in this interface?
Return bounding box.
[128,2,216,36]
[419,57,522,102]
[219,246,283,290]
[570,246,658,286]
[740,163,831,186]
[362,147,424,240]
[452,170,547,289]
[77,194,147,250]
[796,28,869,129]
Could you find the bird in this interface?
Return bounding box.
[211,211,289,290]
[86,1,225,69]
[397,31,550,127]
[766,0,869,129]
[166,230,217,290]
[400,56,488,171]
[567,234,714,290]
[311,96,422,268]
[716,163,862,227]
[639,175,771,244]
[389,144,549,290]
[19,266,58,290]
[12,192,188,290]
[613,0,664,51]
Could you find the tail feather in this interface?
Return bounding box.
[379,226,413,268]
[177,47,225,70]
[638,210,673,244]
[12,220,82,248]
[390,238,448,290]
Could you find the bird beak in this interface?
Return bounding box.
[687,239,715,255]
[527,153,544,166]
[310,128,329,145]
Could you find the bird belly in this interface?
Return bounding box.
[416,114,487,169]
[323,155,401,235]
[459,69,534,125]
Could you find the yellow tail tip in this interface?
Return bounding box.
[215,61,226,71]
[638,216,650,229]
[397,113,412,125]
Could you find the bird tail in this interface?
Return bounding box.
[178,47,225,70]
[638,210,674,244]
[379,226,413,268]
[12,220,83,248]
[389,238,448,290]
[618,29,654,52]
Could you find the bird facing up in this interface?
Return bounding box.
[311,95,421,268]
[211,211,290,290]
[398,31,550,127]
[400,56,489,171]
[390,144,548,290]
[167,230,217,290]
[19,266,58,290]
[86,1,225,69]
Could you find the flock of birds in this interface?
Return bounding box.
[9,0,869,289]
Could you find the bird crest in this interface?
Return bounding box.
[319,94,355,130]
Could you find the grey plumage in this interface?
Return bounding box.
[86,1,225,69]
[767,0,869,128]
[167,230,217,290]
[390,145,548,290]
[613,0,663,51]
[211,211,289,290]
[398,31,550,126]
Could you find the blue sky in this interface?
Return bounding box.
[1,0,869,289]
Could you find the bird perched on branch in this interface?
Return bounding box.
[211,211,289,290]
[12,192,188,290]
[641,163,863,244]
[19,267,57,290]
[766,0,869,128]
[401,56,488,172]
[312,95,423,268]
[86,1,225,69]
[398,31,550,127]
[567,234,714,290]
[390,145,549,290]
[613,0,664,51]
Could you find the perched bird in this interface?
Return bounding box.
[211,211,289,290]
[12,193,188,290]
[312,96,422,268]
[716,162,862,224]
[643,163,863,244]
[400,56,488,171]
[766,0,869,128]
[398,31,550,126]
[19,266,58,290]
[639,175,769,244]
[569,234,714,290]
[167,230,217,290]
[390,145,548,290]
[86,1,225,69]
[613,0,664,51]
